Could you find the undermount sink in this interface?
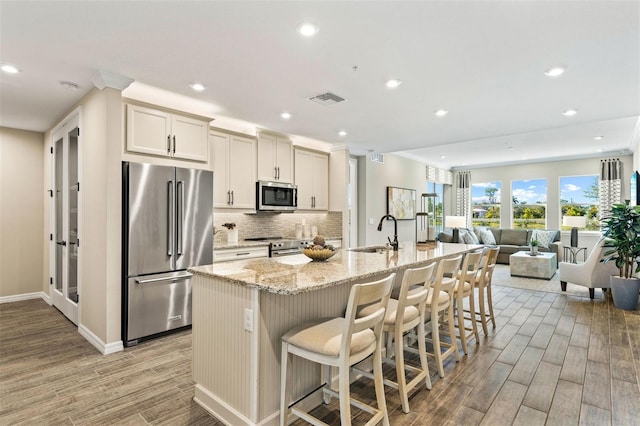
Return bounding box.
[349,245,390,253]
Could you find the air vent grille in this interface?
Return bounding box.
[308,92,346,106]
[370,153,384,164]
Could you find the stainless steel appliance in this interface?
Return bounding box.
[122,161,213,346]
[256,181,297,211]
[244,236,310,256]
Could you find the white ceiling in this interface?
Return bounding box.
[1,1,638,169]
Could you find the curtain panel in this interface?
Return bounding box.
[455,171,471,226]
[599,158,622,224]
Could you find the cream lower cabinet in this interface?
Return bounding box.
[213,246,269,263]
[126,103,209,162]
[211,130,257,209]
[294,149,329,210]
[257,132,293,183]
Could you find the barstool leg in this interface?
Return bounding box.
[456,298,468,354]
[339,361,352,425]
[394,327,409,413]
[478,285,489,335]
[487,284,496,328]
[430,309,445,377]
[447,304,460,362]
[322,365,331,404]
[373,341,390,426]
[469,291,480,343]
[280,343,292,426]
[417,318,432,390]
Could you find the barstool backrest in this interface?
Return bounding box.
[432,255,463,296]
[458,251,484,286]
[343,274,396,357]
[400,263,437,313]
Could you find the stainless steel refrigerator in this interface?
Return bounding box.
[122,161,213,346]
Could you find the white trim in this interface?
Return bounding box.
[0,292,47,304]
[78,324,124,355]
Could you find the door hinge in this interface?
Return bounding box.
[76,182,80,191]
[77,238,80,248]
[49,277,53,285]
[77,128,80,136]
[50,147,53,154]
[50,234,53,241]
[48,189,53,197]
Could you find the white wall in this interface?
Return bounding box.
[358,154,427,246]
[0,127,45,299]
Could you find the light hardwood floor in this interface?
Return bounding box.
[1,278,638,425]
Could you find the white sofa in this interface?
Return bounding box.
[559,238,619,299]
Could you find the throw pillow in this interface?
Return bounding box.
[466,228,480,244]
[478,228,496,245]
[438,232,453,243]
[461,229,477,244]
[531,230,556,248]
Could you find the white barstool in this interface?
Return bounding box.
[453,250,483,354]
[280,274,395,426]
[357,263,436,413]
[424,255,462,377]
[471,247,500,335]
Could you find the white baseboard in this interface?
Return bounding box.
[0,291,47,304]
[79,324,124,355]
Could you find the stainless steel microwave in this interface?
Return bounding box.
[256,181,297,211]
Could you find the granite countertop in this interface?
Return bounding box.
[190,241,481,295]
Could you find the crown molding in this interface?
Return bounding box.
[91,70,134,91]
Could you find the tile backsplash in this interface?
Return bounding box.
[214,211,342,245]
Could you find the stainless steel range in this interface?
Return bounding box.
[244,237,311,257]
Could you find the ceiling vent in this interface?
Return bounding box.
[308,92,346,106]
[369,153,384,164]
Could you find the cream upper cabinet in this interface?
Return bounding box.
[126,103,209,162]
[257,132,293,183]
[294,148,329,210]
[211,130,256,209]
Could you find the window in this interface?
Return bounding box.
[512,179,547,229]
[471,181,501,228]
[427,182,444,234]
[560,175,599,231]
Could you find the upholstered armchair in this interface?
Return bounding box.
[559,238,619,299]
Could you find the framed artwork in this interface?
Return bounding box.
[387,186,416,220]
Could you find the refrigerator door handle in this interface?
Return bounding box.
[134,272,193,284]
[167,180,174,257]
[177,180,184,255]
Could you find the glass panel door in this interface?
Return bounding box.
[51,114,80,324]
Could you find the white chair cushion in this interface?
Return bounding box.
[282,317,376,357]
[454,281,472,293]
[359,298,420,326]
[426,290,449,306]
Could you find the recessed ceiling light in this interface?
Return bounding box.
[189,82,206,92]
[562,109,577,117]
[440,155,447,159]
[297,23,318,37]
[281,112,291,119]
[544,67,565,77]
[1,64,19,74]
[385,79,402,89]
[596,148,604,152]
[434,109,448,117]
[60,81,79,90]
[338,130,347,137]
[594,135,604,140]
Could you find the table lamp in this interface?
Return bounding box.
[562,215,587,247]
[446,215,467,243]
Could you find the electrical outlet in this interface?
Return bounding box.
[244,308,253,332]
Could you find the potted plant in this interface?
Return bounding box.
[530,238,539,256]
[222,222,238,244]
[600,201,640,310]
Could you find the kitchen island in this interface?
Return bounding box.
[189,242,480,425]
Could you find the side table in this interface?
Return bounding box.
[563,246,587,264]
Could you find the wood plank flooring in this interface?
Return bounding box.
[1,274,639,425]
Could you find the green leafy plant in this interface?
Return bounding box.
[600,201,640,279]
[222,223,236,230]
[530,239,539,247]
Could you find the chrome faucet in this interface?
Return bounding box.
[377,214,399,251]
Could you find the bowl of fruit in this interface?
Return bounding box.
[302,235,338,261]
